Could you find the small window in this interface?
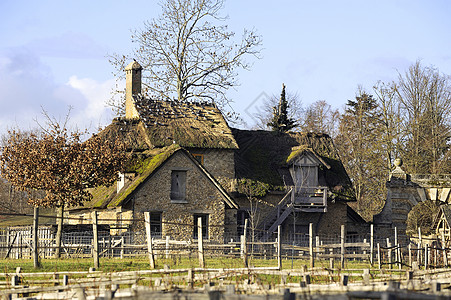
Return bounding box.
[149,211,162,238]
[193,214,208,239]
[170,170,187,201]
[237,210,250,236]
[192,154,204,165]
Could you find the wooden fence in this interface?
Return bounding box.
[1,212,451,273]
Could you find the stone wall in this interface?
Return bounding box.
[186,148,235,189]
[130,151,231,242]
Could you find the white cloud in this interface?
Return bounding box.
[65,76,118,131]
[0,48,118,136]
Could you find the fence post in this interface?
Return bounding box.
[277,225,282,270]
[309,223,314,269]
[243,219,248,268]
[92,211,99,269]
[424,244,428,270]
[32,206,40,268]
[418,227,422,266]
[386,238,392,269]
[198,217,205,268]
[377,243,381,270]
[394,227,398,265]
[144,212,155,269]
[397,244,402,269]
[165,236,170,259]
[370,224,374,266]
[340,225,345,269]
[408,243,412,267]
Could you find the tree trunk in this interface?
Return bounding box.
[55,206,64,258]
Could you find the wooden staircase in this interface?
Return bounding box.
[258,188,293,241]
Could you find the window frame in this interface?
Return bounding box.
[192,153,204,165]
[149,211,162,238]
[170,170,187,202]
[193,214,209,240]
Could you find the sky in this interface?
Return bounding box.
[1,0,451,135]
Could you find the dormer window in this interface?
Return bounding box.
[295,164,318,188]
[287,148,330,190]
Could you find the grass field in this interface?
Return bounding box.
[0,255,376,273]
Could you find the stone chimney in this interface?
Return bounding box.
[125,60,142,119]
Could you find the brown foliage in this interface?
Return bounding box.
[0,125,127,208]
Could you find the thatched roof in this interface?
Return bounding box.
[84,144,237,210]
[97,99,237,151]
[134,97,238,149]
[232,129,355,201]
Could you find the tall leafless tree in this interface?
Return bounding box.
[109,0,262,117]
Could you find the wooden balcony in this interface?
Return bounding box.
[291,186,328,212]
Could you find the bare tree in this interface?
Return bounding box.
[299,100,340,137]
[394,60,451,174]
[109,0,262,116]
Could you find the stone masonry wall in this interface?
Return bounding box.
[132,151,229,242]
[186,148,235,190]
[317,201,348,235]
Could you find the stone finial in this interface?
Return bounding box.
[125,60,142,119]
[390,157,407,180]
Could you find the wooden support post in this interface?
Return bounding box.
[418,227,422,266]
[33,206,40,268]
[92,211,99,269]
[340,225,345,269]
[387,238,392,270]
[165,236,170,259]
[120,237,124,259]
[363,269,370,285]
[277,225,282,270]
[377,243,381,270]
[424,244,428,270]
[243,219,248,268]
[408,243,412,267]
[442,230,448,267]
[370,224,374,266]
[198,217,205,268]
[187,269,194,289]
[144,212,155,269]
[309,223,314,269]
[394,227,398,265]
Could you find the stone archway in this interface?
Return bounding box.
[374,160,451,242]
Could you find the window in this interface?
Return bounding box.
[237,210,250,236]
[295,166,318,187]
[193,214,208,239]
[192,153,204,165]
[170,170,187,201]
[149,211,162,238]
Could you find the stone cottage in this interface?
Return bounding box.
[66,61,366,241]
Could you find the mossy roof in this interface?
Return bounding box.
[232,129,356,201]
[97,99,237,151]
[83,144,237,210]
[134,97,238,149]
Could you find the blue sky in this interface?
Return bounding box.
[1,0,450,134]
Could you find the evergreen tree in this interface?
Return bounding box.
[267,84,297,132]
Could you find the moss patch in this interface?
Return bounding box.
[107,144,181,208]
